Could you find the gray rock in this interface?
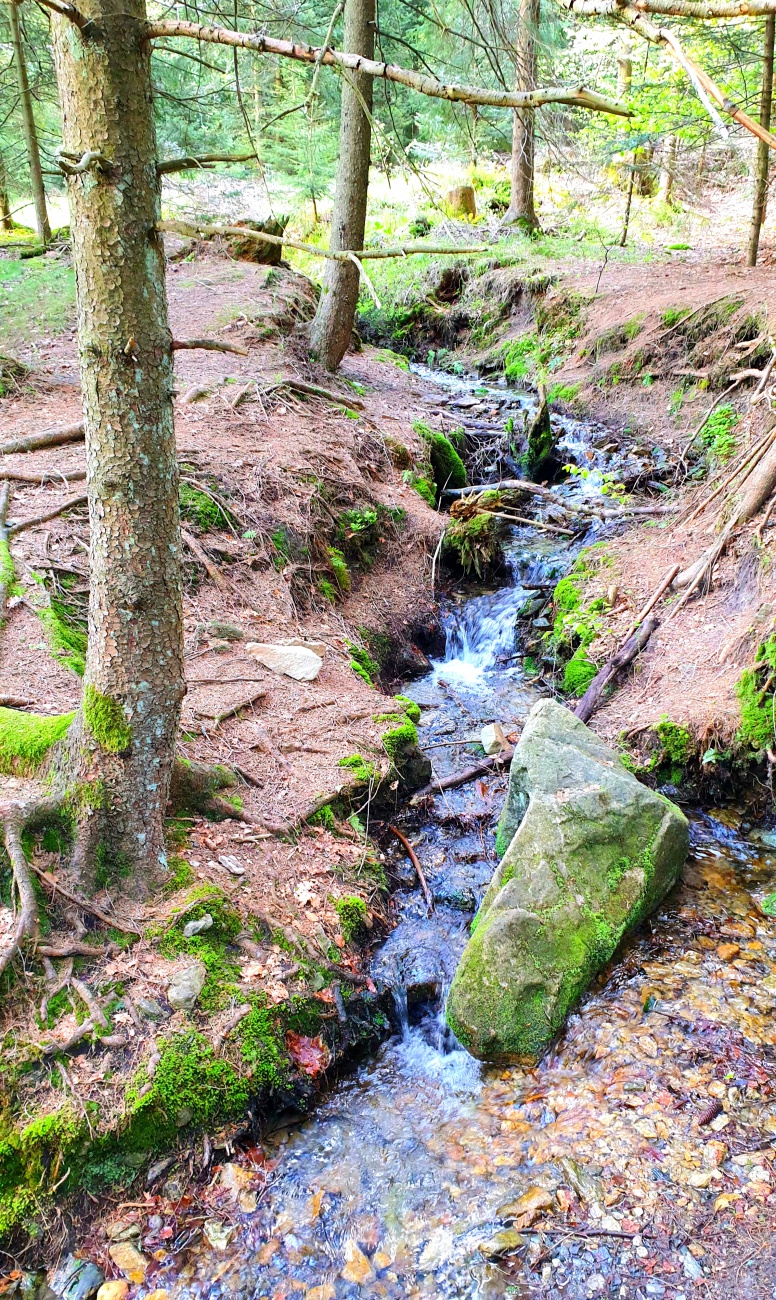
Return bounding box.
[135,997,168,1020]
[167,960,208,1012]
[446,699,689,1062]
[183,912,213,937]
[48,1257,104,1300]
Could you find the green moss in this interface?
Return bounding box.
[413,421,467,495]
[308,804,336,831]
[737,636,776,751]
[547,381,581,404]
[393,694,421,722]
[335,895,368,944]
[327,546,351,593]
[0,707,75,775]
[701,404,739,464]
[38,598,87,676]
[563,649,597,697]
[382,717,418,764]
[0,542,14,613]
[337,753,377,783]
[443,512,505,578]
[359,626,392,667]
[347,641,380,686]
[83,686,131,753]
[179,483,224,532]
[655,717,692,766]
[317,579,338,604]
[402,471,436,506]
[128,1031,250,1144]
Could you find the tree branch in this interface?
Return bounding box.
[145,20,631,116]
[159,218,486,262]
[7,491,87,537]
[157,152,257,174]
[171,337,249,355]
[564,0,776,147]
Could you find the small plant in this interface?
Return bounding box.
[660,305,690,327]
[179,483,224,532]
[702,405,739,464]
[563,464,626,498]
[335,895,368,944]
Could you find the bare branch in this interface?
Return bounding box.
[145,20,631,116]
[10,0,92,30]
[159,218,486,261]
[157,152,257,174]
[55,148,113,175]
[0,422,84,456]
[171,337,249,356]
[7,491,87,537]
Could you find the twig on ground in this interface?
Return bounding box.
[388,823,434,911]
[180,527,231,591]
[213,1003,252,1052]
[7,492,88,537]
[1,798,63,978]
[194,688,267,725]
[36,942,107,958]
[623,564,680,640]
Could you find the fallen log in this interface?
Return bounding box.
[0,482,11,626]
[0,422,85,456]
[172,337,249,356]
[574,614,658,723]
[622,564,680,640]
[411,747,515,801]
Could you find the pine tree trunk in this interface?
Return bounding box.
[504,0,539,230]
[0,153,12,231]
[748,13,775,267]
[50,0,184,896]
[658,134,678,204]
[9,0,50,243]
[309,0,374,372]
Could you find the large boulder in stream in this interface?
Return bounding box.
[446,700,689,1062]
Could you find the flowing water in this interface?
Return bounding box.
[137,373,776,1300]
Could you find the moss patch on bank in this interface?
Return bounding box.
[0,707,75,776]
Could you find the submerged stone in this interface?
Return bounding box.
[446,699,689,1062]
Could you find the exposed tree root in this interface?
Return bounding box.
[172,337,249,356]
[29,863,143,936]
[0,480,11,626]
[180,526,232,591]
[1,797,63,979]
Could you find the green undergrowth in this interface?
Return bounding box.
[179,482,231,532]
[496,288,589,386]
[0,707,75,776]
[347,640,380,687]
[0,256,75,352]
[701,404,739,465]
[335,504,405,569]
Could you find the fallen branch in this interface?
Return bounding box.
[388,823,434,911]
[7,492,88,537]
[282,378,364,412]
[36,942,107,959]
[574,613,659,723]
[0,423,85,456]
[159,218,487,264]
[0,694,33,707]
[172,338,249,356]
[180,527,230,591]
[158,152,257,174]
[146,22,631,116]
[488,510,575,537]
[1,798,63,979]
[29,863,143,936]
[0,482,11,625]
[683,424,776,527]
[622,564,680,640]
[411,747,515,800]
[1,468,87,485]
[244,919,364,985]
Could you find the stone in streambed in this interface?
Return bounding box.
[446,699,689,1062]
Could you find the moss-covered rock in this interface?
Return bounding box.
[446,700,688,1063]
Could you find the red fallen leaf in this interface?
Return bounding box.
[160,1226,174,1239]
[365,978,377,994]
[286,1031,331,1078]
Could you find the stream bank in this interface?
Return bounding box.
[21,363,776,1300]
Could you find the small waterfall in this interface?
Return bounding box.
[392,984,410,1040]
[440,551,553,679]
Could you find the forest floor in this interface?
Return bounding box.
[1,228,775,1295]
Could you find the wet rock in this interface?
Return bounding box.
[105,1221,140,1242]
[478,1229,524,1258]
[446,699,689,1061]
[203,1220,235,1251]
[433,884,476,912]
[95,1284,129,1300]
[481,722,507,755]
[498,1185,554,1227]
[107,1242,147,1283]
[146,1155,175,1185]
[341,1240,374,1285]
[49,1258,104,1300]
[166,960,208,1011]
[717,942,740,962]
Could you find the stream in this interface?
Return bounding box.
[121,372,776,1299]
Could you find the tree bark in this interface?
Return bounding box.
[658,133,678,202]
[50,0,184,896]
[0,153,12,230]
[505,0,540,229]
[9,0,51,243]
[308,0,374,371]
[748,13,775,266]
